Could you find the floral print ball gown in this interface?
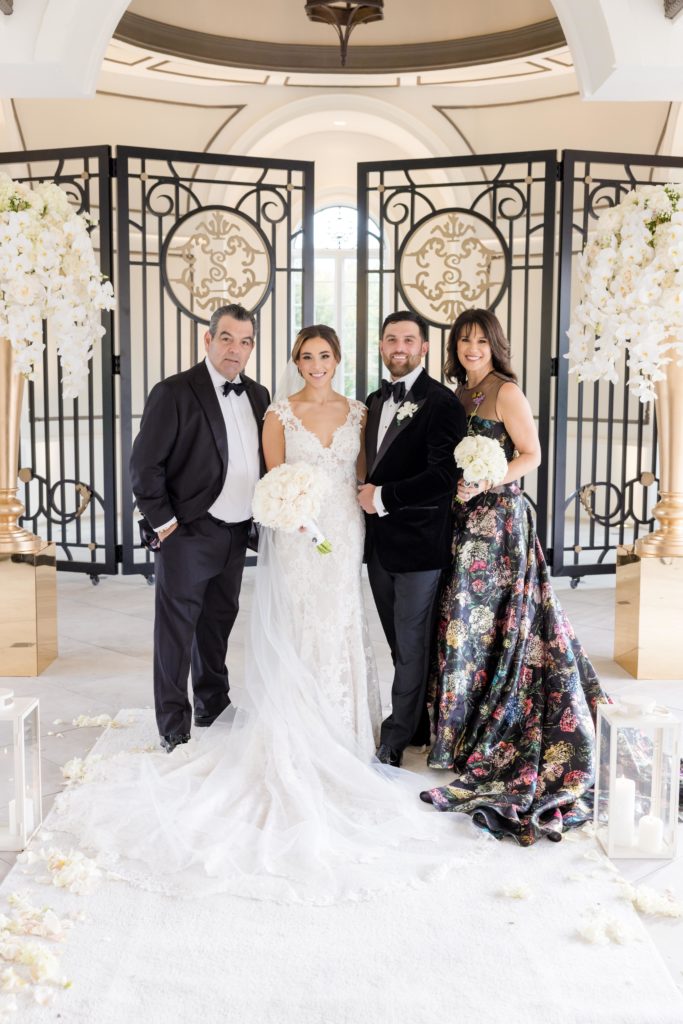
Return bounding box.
[424,371,608,845]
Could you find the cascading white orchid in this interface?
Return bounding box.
[0,173,115,398]
[568,183,683,402]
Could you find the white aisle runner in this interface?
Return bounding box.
[4,713,683,1024]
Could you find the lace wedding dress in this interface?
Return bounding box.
[51,398,472,904]
[266,398,382,752]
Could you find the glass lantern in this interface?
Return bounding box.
[0,689,42,851]
[595,699,680,859]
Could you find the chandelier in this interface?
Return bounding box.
[305,1,384,67]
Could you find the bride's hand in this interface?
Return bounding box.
[457,479,491,502]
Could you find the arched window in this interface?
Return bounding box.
[293,206,380,396]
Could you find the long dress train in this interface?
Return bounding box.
[51,398,472,903]
[424,372,609,845]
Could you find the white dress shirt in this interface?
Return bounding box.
[205,357,260,523]
[373,365,425,517]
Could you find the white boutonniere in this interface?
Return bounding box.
[396,401,418,423]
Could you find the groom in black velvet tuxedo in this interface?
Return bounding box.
[130,303,270,752]
[358,311,467,767]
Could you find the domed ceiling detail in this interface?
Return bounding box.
[116,0,564,74]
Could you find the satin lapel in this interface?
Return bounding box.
[365,391,382,474]
[243,375,269,474]
[370,369,429,475]
[242,375,268,440]
[188,362,229,473]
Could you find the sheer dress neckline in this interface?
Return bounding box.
[285,397,353,451]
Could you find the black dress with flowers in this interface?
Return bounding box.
[424,373,607,845]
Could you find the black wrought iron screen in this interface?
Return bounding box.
[116,146,315,576]
[357,152,558,549]
[5,143,678,580]
[553,150,683,578]
[1,146,117,575]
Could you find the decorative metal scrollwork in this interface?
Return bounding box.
[161,205,274,324]
[397,208,509,327]
[572,474,657,530]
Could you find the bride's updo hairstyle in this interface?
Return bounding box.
[444,308,517,385]
[292,324,342,364]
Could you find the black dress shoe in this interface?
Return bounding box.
[376,743,403,768]
[194,700,230,729]
[159,733,191,753]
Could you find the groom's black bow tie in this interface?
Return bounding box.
[380,379,405,403]
[222,380,246,397]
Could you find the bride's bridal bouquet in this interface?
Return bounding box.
[454,435,508,495]
[253,462,333,554]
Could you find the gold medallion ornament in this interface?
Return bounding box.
[162,206,273,323]
[398,210,508,328]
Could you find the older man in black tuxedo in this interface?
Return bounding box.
[130,303,270,752]
[358,311,466,767]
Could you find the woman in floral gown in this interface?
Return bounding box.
[421,309,607,845]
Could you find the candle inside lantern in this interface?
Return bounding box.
[8,798,35,835]
[611,776,636,846]
[638,813,664,854]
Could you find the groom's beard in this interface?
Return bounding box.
[384,355,420,379]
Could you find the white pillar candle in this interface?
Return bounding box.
[8,799,35,835]
[638,814,664,854]
[611,776,636,847]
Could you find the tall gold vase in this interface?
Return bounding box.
[0,338,42,554]
[636,351,683,558]
[0,337,57,676]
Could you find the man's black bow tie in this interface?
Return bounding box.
[222,380,246,397]
[380,379,406,403]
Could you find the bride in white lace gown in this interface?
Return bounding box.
[263,391,381,754]
[51,326,470,904]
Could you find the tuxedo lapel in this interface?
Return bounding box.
[365,391,383,474]
[242,374,268,440]
[370,369,430,476]
[243,373,269,475]
[188,362,229,473]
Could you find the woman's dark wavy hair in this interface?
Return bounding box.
[444,308,517,385]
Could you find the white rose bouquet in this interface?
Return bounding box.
[454,435,508,498]
[0,173,115,398]
[252,462,332,554]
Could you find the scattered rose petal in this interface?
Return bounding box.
[499,883,532,900]
[60,756,101,786]
[619,882,683,918]
[18,846,101,895]
[577,909,640,946]
[72,714,114,729]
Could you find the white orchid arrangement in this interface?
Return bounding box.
[568,182,683,402]
[0,173,115,398]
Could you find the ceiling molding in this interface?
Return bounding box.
[114,12,566,74]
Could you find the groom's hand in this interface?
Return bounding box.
[357,483,377,514]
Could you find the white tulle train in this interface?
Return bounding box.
[51,529,478,904]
